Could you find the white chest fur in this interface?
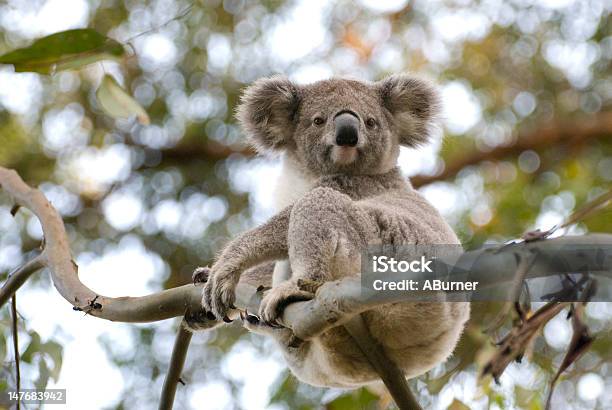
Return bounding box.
[273,154,315,211]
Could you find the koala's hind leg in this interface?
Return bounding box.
[272,260,292,286]
[259,187,376,324]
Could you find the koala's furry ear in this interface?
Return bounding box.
[236,76,301,153]
[377,74,441,147]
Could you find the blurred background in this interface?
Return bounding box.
[0,0,611,409]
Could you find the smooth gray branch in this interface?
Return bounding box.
[0,253,44,307]
[0,166,203,321]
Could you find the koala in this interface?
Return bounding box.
[197,74,470,388]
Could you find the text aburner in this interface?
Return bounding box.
[372,279,479,291]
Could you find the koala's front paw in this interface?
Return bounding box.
[259,279,315,326]
[202,264,239,320]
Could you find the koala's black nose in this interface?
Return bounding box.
[334,112,359,147]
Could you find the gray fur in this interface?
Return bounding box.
[200,74,469,388]
[235,76,301,153]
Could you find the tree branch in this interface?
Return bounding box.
[2,166,611,410]
[0,167,204,321]
[157,113,612,188]
[159,324,193,410]
[0,253,44,308]
[411,112,612,187]
[279,234,612,341]
[11,294,21,410]
[160,140,254,163]
[344,315,423,410]
[2,164,611,330]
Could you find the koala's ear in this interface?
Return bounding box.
[236,76,301,153]
[377,74,441,147]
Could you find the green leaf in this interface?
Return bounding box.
[21,331,42,363]
[96,74,150,125]
[41,340,63,382]
[35,356,51,391]
[0,29,125,74]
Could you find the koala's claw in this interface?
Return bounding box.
[183,307,217,332]
[201,269,238,319]
[241,310,261,325]
[183,309,207,331]
[192,266,210,284]
[246,314,260,325]
[259,280,315,326]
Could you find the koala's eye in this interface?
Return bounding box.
[313,117,325,126]
[366,118,377,128]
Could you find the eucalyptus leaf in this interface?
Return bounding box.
[41,340,63,381]
[0,29,125,74]
[21,331,42,363]
[96,75,150,125]
[35,357,51,391]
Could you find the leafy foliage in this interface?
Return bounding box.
[0,29,124,74]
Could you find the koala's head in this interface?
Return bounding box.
[236,74,440,176]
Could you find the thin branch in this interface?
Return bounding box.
[544,303,594,410]
[482,301,570,383]
[159,324,193,410]
[160,140,254,163]
[125,3,194,44]
[0,253,45,308]
[522,188,612,242]
[344,315,422,410]
[560,188,612,230]
[156,112,612,188]
[411,112,612,188]
[11,294,20,410]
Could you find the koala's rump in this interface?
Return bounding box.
[288,301,469,388]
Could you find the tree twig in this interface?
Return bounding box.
[482,302,570,383]
[560,188,612,231]
[124,3,194,44]
[0,253,45,308]
[544,302,594,410]
[159,323,193,410]
[11,294,20,410]
[411,112,612,187]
